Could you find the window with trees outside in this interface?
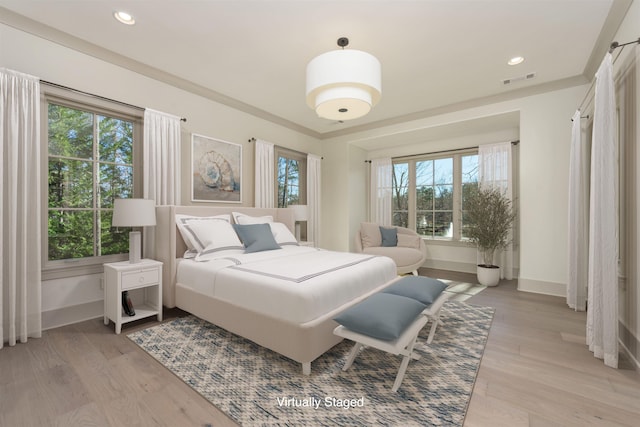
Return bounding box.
[276,147,306,208]
[392,150,478,241]
[44,90,141,275]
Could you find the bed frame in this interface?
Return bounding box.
[154,205,395,375]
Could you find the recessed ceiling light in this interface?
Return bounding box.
[508,56,525,66]
[114,11,135,25]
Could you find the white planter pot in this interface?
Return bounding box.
[477,265,500,286]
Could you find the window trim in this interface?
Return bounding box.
[274,146,307,207]
[41,85,143,280]
[393,148,478,242]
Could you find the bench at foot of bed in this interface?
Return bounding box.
[332,276,450,391]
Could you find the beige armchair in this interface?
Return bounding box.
[354,222,427,276]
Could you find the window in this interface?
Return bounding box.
[43,88,142,276]
[275,147,307,208]
[393,150,478,241]
[460,154,479,238]
[392,162,409,227]
[416,158,453,238]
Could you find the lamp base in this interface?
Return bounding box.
[129,231,142,263]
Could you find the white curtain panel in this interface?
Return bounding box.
[307,154,322,246]
[143,108,181,258]
[567,110,590,311]
[587,53,618,368]
[143,109,181,204]
[0,68,42,348]
[478,142,514,279]
[254,139,275,208]
[370,158,392,226]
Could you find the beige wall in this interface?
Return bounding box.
[320,140,350,249]
[323,85,587,297]
[0,23,322,208]
[0,22,321,329]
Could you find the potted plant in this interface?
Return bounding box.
[464,186,515,286]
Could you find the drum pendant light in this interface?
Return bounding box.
[306,37,381,120]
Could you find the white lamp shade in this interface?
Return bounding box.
[112,198,157,227]
[290,204,309,221]
[306,49,381,120]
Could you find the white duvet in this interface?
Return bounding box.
[176,246,397,324]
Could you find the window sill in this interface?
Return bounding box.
[422,238,476,248]
[42,254,128,281]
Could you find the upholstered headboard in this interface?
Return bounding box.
[155,205,296,308]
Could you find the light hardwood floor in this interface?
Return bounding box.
[422,268,640,427]
[1,270,639,426]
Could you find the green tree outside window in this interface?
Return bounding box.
[48,104,133,261]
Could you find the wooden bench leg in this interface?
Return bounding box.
[302,362,311,375]
[426,318,438,344]
[426,313,445,344]
[392,334,421,392]
[343,342,363,371]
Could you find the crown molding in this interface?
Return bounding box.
[0,7,322,139]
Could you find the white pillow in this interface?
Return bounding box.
[175,214,232,252]
[232,212,274,225]
[195,247,245,262]
[360,222,382,248]
[269,222,298,245]
[397,234,421,249]
[187,220,244,255]
[183,249,198,259]
[191,221,245,261]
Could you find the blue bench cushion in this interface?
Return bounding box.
[333,293,426,341]
[382,276,448,305]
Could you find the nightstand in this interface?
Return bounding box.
[299,241,315,247]
[103,259,163,334]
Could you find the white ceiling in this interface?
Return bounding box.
[0,1,630,139]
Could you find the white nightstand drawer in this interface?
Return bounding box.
[121,268,160,290]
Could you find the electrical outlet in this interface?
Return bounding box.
[100,278,104,290]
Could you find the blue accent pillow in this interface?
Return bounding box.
[232,223,281,253]
[333,293,426,341]
[383,276,448,305]
[379,226,398,247]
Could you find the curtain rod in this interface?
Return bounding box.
[248,137,323,159]
[571,114,590,122]
[387,140,520,161]
[608,37,640,53]
[40,80,187,122]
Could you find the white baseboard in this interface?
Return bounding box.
[424,260,521,280]
[619,322,640,373]
[42,300,104,331]
[422,259,477,274]
[619,339,640,373]
[517,278,566,297]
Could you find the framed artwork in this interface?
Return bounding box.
[191,134,242,203]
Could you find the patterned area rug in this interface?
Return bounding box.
[129,302,494,426]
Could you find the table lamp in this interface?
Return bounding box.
[290,204,308,241]
[112,198,156,263]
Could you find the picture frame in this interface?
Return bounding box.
[191,134,242,203]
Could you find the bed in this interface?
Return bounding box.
[155,205,398,375]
